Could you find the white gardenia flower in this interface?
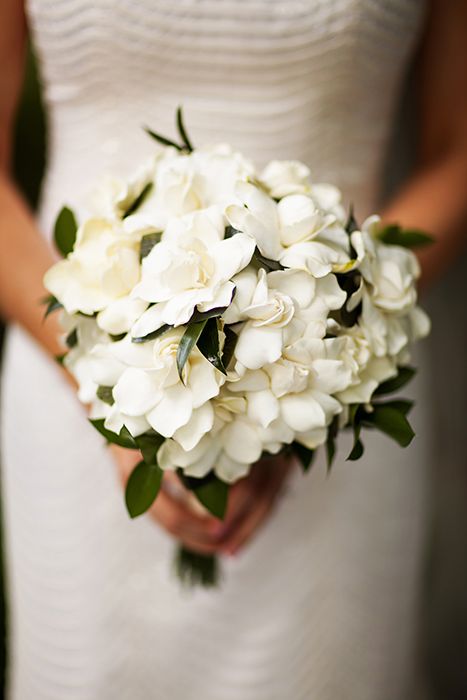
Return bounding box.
[259,160,313,199]
[353,216,420,314]
[122,144,254,231]
[226,181,350,277]
[131,208,255,335]
[95,328,225,439]
[44,218,142,315]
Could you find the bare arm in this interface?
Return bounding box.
[383,0,467,288]
[0,0,62,357]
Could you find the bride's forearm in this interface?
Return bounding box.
[0,171,63,357]
[381,149,467,290]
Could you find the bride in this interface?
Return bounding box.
[1,1,466,698]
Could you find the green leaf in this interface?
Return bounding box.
[55,353,66,366]
[366,405,415,447]
[131,323,171,344]
[42,294,63,318]
[54,206,77,256]
[292,442,315,473]
[125,461,163,518]
[122,182,153,219]
[109,332,126,342]
[143,125,184,151]
[374,367,416,396]
[89,419,137,449]
[221,326,238,369]
[139,231,161,260]
[65,328,78,348]
[326,417,339,471]
[196,318,226,375]
[96,385,114,406]
[176,321,207,381]
[345,204,359,234]
[253,247,284,272]
[347,437,364,460]
[194,476,229,520]
[134,431,165,465]
[177,470,229,520]
[176,105,193,152]
[374,399,414,416]
[378,224,434,248]
[346,404,365,461]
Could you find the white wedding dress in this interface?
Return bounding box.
[1,1,431,698]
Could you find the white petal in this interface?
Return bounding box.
[235,325,283,370]
[113,367,161,416]
[146,383,193,437]
[215,454,251,483]
[97,298,148,335]
[131,303,167,339]
[188,358,223,407]
[247,389,279,428]
[172,402,214,451]
[267,269,315,309]
[280,390,326,432]
[222,420,263,464]
[212,233,255,282]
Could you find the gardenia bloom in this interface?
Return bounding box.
[44,218,142,316]
[226,181,350,277]
[95,328,225,439]
[131,208,255,335]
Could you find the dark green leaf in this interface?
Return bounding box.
[197,318,226,375]
[131,323,171,344]
[326,417,339,471]
[143,125,183,151]
[125,461,163,518]
[374,367,416,396]
[346,404,365,461]
[374,399,414,416]
[345,204,359,234]
[292,442,315,473]
[54,206,77,256]
[176,105,193,152]
[221,326,238,369]
[177,470,229,520]
[366,405,415,447]
[347,437,364,460]
[253,247,284,272]
[89,418,137,449]
[379,224,434,248]
[122,182,153,219]
[65,328,78,348]
[193,476,229,520]
[134,431,165,465]
[176,321,207,381]
[96,385,114,406]
[55,353,66,366]
[42,294,63,318]
[139,231,161,260]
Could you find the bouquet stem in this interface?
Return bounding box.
[174,545,221,588]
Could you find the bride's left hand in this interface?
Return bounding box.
[217,452,297,556]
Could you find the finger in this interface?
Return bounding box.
[150,489,225,555]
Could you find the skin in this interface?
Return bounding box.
[1,0,466,557]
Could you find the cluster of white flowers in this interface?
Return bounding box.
[45,141,429,484]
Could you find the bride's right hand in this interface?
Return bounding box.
[111,445,226,555]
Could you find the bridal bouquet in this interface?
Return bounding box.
[44,109,431,587]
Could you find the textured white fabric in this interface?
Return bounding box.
[1,1,430,698]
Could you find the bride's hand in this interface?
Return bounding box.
[111,445,296,556]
